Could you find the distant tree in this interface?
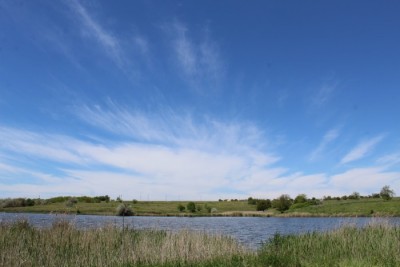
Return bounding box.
[248,197,257,205]
[272,194,292,212]
[294,194,307,204]
[187,202,196,212]
[380,185,395,201]
[348,192,360,200]
[177,204,185,212]
[256,199,271,211]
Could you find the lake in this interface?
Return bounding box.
[1,212,400,249]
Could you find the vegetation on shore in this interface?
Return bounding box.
[1,220,400,266]
[0,220,254,267]
[1,185,399,217]
[259,222,400,266]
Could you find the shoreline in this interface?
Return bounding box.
[2,210,400,218]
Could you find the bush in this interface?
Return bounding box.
[256,199,271,211]
[187,202,196,212]
[177,204,185,212]
[348,192,360,200]
[294,194,307,204]
[272,194,292,212]
[65,198,77,207]
[380,185,395,201]
[1,198,36,208]
[116,203,134,216]
[248,197,257,205]
[211,208,218,213]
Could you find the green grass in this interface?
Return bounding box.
[0,220,255,267]
[285,197,400,217]
[258,222,400,266]
[1,200,260,216]
[2,220,400,266]
[2,197,400,217]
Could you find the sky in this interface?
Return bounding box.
[1,0,400,200]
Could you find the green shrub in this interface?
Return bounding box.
[116,203,134,216]
[272,194,292,212]
[187,202,196,212]
[177,204,185,212]
[256,199,271,211]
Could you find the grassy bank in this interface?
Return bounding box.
[1,220,400,266]
[2,197,400,217]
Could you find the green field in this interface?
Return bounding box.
[1,220,400,266]
[1,197,400,217]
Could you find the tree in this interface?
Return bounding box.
[187,202,196,212]
[294,194,307,204]
[177,204,185,212]
[272,194,292,212]
[348,192,360,200]
[380,185,395,201]
[256,199,271,211]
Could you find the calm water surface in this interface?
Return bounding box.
[2,213,399,249]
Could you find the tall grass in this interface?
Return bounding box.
[2,220,400,266]
[0,220,254,267]
[259,222,400,266]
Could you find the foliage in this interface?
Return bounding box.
[177,204,185,212]
[65,198,78,207]
[247,197,257,205]
[380,185,395,201]
[187,202,196,212]
[1,198,35,208]
[256,199,271,211]
[0,220,252,267]
[272,194,292,212]
[348,191,360,200]
[116,203,134,216]
[259,223,400,266]
[294,194,307,204]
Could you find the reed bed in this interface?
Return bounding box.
[259,221,400,266]
[2,220,400,266]
[0,220,253,267]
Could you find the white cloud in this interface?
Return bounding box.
[377,153,400,167]
[330,167,399,195]
[167,21,224,91]
[340,135,385,164]
[67,0,125,68]
[1,106,398,200]
[0,106,280,199]
[309,128,340,161]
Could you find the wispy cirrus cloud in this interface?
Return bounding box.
[0,103,280,199]
[166,21,224,91]
[1,119,399,199]
[310,82,338,108]
[309,128,340,161]
[340,135,386,164]
[66,0,125,69]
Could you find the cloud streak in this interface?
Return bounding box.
[167,21,224,91]
[309,128,340,161]
[67,0,125,69]
[341,135,385,164]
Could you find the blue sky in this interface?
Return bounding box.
[1,0,400,200]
